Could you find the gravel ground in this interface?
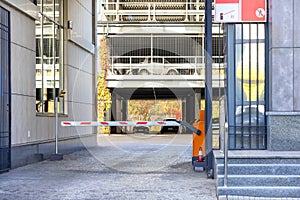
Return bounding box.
[0,134,217,200]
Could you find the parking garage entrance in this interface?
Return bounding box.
[0,6,11,172]
[109,88,203,134]
[98,0,267,176]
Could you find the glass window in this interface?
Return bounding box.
[35,0,64,113]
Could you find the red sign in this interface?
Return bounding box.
[215,0,266,22]
[242,0,266,21]
[215,0,239,3]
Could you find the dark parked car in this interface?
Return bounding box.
[133,126,150,134]
[160,118,179,134]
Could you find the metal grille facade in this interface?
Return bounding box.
[0,6,11,172]
[227,23,267,150]
[107,29,224,77]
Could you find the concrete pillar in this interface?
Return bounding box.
[121,99,127,121]
[110,93,117,133]
[267,0,300,150]
[182,98,186,122]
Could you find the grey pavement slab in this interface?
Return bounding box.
[0,134,217,200]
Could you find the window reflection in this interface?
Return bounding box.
[35,0,63,113]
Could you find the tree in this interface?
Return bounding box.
[128,99,182,121]
[97,37,111,134]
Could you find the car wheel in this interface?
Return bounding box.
[167,69,178,75]
[139,69,149,75]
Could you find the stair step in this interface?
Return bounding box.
[215,158,300,164]
[217,175,300,187]
[216,164,300,175]
[213,150,300,198]
[217,186,300,198]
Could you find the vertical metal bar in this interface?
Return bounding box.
[153,3,156,21]
[59,0,64,113]
[256,23,260,148]
[233,24,237,150]
[264,21,269,149]
[241,24,244,149]
[248,24,252,149]
[53,5,56,103]
[55,96,58,154]
[185,1,188,21]
[218,24,222,149]
[224,122,228,187]
[205,0,213,177]
[227,24,236,150]
[41,2,45,112]
[148,3,151,21]
[8,7,11,169]
[116,0,120,21]
[151,34,153,63]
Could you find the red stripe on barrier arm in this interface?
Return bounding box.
[63,121,72,125]
[137,121,147,125]
[80,121,92,125]
[157,121,166,125]
[100,121,109,125]
[119,121,128,125]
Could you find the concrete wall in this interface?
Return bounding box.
[65,0,96,133]
[267,0,300,150]
[1,0,97,167]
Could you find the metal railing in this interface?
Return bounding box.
[227,125,267,150]
[109,55,225,76]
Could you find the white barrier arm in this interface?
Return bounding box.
[61,121,181,127]
[61,120,201,135]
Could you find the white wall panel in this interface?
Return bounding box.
[11,95,36,145]
[10,44,35,96]
[9,6,35,51]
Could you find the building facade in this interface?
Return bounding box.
[267,0,300,151]
[0,0,97,170]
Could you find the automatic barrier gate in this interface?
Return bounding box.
[61,120,208,170]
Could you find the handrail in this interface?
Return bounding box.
[108,55,225,75]
[99,1,208,22]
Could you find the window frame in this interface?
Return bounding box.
[35,0,65,114]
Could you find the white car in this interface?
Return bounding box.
[160,118,179,134]
[137,57,179,75]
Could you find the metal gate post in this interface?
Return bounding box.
[204,0,213,178]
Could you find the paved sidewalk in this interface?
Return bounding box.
[0,134,217,200]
